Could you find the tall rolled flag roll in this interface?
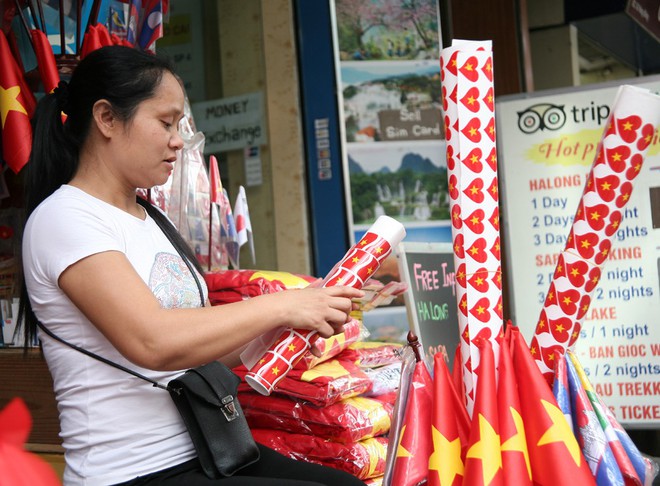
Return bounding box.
[245,215,406,395]
[531,85,660,382]
[440,40,504,415]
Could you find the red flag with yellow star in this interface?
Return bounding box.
[390,359,433,486]
[30,29,60,94]
[0,30,32,173]
[463,338,504,485]
[509,327,595,486]
[498,328,532,485]
[428,352,469,486]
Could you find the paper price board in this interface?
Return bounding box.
[397,242,459,367]
[497,76,660,427]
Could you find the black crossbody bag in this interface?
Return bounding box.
[36,212,260,479]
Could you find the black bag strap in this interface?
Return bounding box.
[36,204,206,392]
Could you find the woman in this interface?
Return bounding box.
[21,45,366,486]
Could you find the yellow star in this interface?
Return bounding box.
[475,276,484,286]
[580,240,591,249]
[562,296,573,305]
[538,319,545,329]
[530,346,537,356]
[475,305,486,315]
[600,181,611,191]
[469,246,479,255]
[0,85,28,128]
[271,366,280,376]
[470,216,481,225]
[367,267,373,274]
[465,62,474,71]
[288,343,296,352]
[470,186,479,195]
[622,121,633,131]
[501,407,531,480]
[469,127,478,136]
[352,257,359,263]
[466,414,502,484]
[537,399,581,466]
[571,268,580,277]
[467,96,476,105]
[470,154,479,164]
[429,426,464,485]
[396,425,412,458]
[590,211,601,221]
[611,152,622,162]
[376,246,383,254]
[555,323,565,333]
[622,193,630,201]
[360,239,367,245]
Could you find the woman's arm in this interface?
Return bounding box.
[58,250,362,371]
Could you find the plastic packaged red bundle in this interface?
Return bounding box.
[251,429,388,480]
[341,341,403,368]
[235,358,373,406]
[239,392,393,443]
[294,318,364,370]
[204,269,314,305]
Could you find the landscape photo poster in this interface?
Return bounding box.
[331,0,448,310]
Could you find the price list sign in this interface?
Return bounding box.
[497,78,660,427]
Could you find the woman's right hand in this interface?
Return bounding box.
[261,285,364,338]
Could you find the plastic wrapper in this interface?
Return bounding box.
[204,269,315,305]
[251,429,388,481]
[244,216,406,395]
[235,358,374,407]
[294,318,364,370]
[362,363,402,397]
[342,341,403,369]
[239,392,394,444]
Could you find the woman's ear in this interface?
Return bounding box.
[92,99,116,138]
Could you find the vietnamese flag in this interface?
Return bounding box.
[498,329,532,485]
[0,398,61,485]
[0,30,32,173]
[509,327,595,486]
[81,24,103,59]
[390,359,433,486]
[428,352,468,486]
[30,29,60,94]
[209,155,223,204]
[463,338,503,485]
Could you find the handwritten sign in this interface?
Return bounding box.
[397,242,459,366]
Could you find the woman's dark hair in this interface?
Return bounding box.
[20,46,203,347]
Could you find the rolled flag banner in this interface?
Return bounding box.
[245,215,406,395]
[531,85,660,382]
[440,39,503,416]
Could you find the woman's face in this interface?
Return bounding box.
[114,71,185,189]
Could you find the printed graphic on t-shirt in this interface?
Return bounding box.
[150,252,201,309]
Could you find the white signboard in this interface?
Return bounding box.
[192,92,267,153]
[497,76,660,427]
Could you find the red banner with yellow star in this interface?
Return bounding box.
[510,327,595,485]
[428,353,469,486]
[0,30,32,173]
[463,338,504,485]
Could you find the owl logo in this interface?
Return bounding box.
[517,103,566,134]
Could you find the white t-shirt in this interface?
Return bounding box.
[22,185,206,485]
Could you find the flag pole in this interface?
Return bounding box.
[407,331,422,363]
[207,200,212,272]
